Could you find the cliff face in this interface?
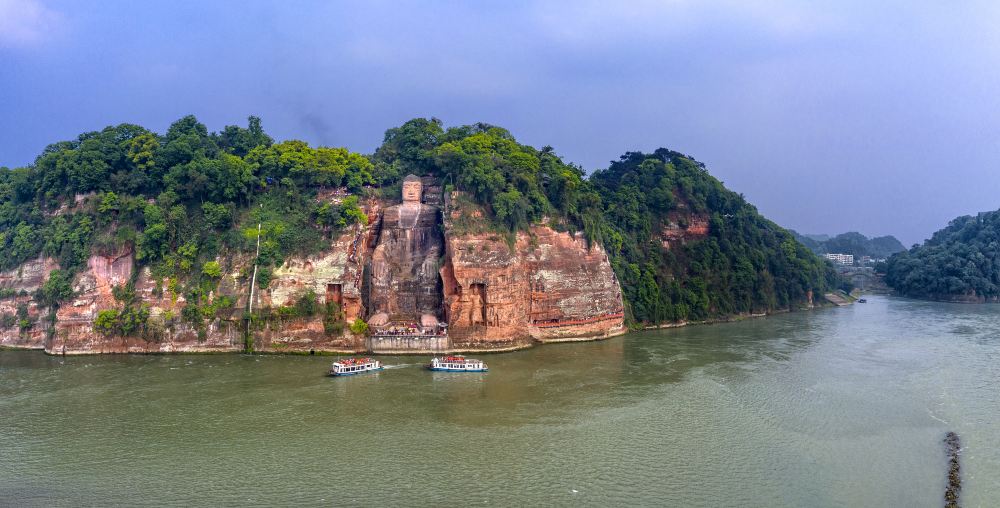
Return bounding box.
[0,189,625,355]
[524,227,625,341]
[440,226,625,349]
[440,190,624,350]
[661,210,710,249]
[0,257,57,349]
[51,251,241,354]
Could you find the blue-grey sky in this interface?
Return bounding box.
[2,0,999,245]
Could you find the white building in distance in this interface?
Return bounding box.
[823,253,854,265]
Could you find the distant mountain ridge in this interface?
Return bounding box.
[790,231,905,259]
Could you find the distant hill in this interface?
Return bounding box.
[803,233,830,242]
[886,210,1000,302]
[790,231,905,259]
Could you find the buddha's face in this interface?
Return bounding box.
[402,181,422,202]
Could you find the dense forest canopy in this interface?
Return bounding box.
[0,115,835,326]
[886,211,1000,300]
[791,230,905,259]
[589,150,835,322]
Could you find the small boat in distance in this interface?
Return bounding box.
[858,298,867,303]
[330,357,383,376]
[428,356,488,372]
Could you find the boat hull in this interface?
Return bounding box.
[427,366,488,372]
[330,367,384,377]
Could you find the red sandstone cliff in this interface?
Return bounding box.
[440,226,625,348]
[0,191,624,355]
[441,192,625,349]
[661,210,710,249]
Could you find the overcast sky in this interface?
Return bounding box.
[2,0,1000,245]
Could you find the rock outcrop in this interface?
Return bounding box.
[661,211,710,249]
[0,257,57,349]
[0,181,626,355]
[439,190,625,350]
[441,225,625,349]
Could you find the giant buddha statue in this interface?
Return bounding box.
[367,175,444,329]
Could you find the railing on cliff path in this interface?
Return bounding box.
[532,312,624,329]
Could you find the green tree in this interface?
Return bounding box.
[349,317,369,335]
[202,261,222,279]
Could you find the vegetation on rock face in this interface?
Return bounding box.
[589,150,835,323]
[0,115,835,329]
[374,120,835,324]
[94,283,152,339]
[349,317,369,335]
[0,115,370,336]
[887,211,1000,300]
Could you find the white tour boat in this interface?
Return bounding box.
[330,357,383,376]
[428,355,488,372]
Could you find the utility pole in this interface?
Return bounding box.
[245,210,262,353]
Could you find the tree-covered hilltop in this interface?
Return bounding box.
[0,115,835,328]
[791,230,905,259]
[372,120,835,323]
[0,115,372,333]
[372,118,605,237]
[589,150,835,322]
[886,210,1000,301]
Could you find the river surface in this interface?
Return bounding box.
[2,295,999,507]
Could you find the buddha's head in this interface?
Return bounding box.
[402,174,422,203]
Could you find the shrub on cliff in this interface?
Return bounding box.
[36,269,75,308]
[349,318,369,335]
[202,261,222,279]
[94,306,151,337]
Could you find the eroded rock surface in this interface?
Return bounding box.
[369,201,444,321]
[0,257,57,349]
[1,183,625,354]
[661,212,710,249]
[441,225,625,349]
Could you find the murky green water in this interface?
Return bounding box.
[2,295,998,506]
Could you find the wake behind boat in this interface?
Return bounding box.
[330,357,383,376]
[428,356,488,372]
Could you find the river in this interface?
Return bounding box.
[1,295,998,507]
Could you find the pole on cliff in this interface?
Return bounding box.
[245,216,262,353]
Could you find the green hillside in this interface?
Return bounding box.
[887,211,1000,301]
[0,116,835,326]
